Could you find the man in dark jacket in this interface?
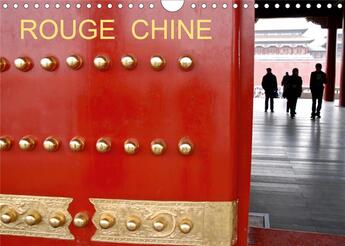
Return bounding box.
[310,63,327,119]
[281,72,290,113]
[261,68,278,112]
[286,68,303,119]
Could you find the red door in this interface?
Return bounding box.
[0,1,254,245]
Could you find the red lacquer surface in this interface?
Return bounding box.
[0,0,254,245]
[249,228,345,246]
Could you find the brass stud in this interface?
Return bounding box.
[126,216,141,231]
[14,57,33,72]
[43,136,60,152]
[66,55,83,70]
[24,210,41,226]
[151,139,166,155]
[178,137,194,155]
[99,213,115,229]
[153,218,167,232]
[179,219,193,234]
[1,207,18,224]
[49,212,66,228]
[73,212,89,228]
[178,56,193,71]
[124,138,139,155]
[19,136,36,151]
[96,138,111,153]
[121,55,137,70]
[150,56,166,71]
[93,56,110,70]
[69,137,85,152]
[0,57,10,72]
[40,56,58,71]
[0,136,12,151]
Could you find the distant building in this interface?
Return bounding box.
[255,18,341,89]
[337,32,343,57]
[255,24,326,60]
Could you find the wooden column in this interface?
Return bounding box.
[340,8,345,107]
[324,17,337,101]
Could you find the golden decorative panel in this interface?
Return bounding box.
[0,194,74,240]
[90,199,238,246]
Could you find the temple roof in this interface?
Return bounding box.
[255,18,327,51]
[255,38,314,43]
[255,54,315,60]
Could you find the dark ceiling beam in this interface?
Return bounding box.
[255,0,343,28]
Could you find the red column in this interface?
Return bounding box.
[340,8,345,107]
[324,18,337,101]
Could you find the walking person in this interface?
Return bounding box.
[261,68,278,112]
[282,72,290,113]
[286,68,303,119]
[310,63,327,119]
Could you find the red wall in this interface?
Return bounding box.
[255,60,341,87]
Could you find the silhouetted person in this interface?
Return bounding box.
[310,63,327,119]
[261,68,278,112]
[286,68,303,119]
[282,72,290,113]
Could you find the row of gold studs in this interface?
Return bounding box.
[0,55,193,72]
[95,213,193,233]
[1,207,68,228]
[1,206,193,234]
[0,136,194,155]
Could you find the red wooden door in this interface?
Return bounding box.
[0,1,254,245]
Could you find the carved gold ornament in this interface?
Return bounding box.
[90,199,238,246]
[99,213,116,229]
[0,194,74,240]
[49,212,66,228]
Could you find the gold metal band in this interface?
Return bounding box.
[0,195,237,244]
[90,199,238,246]
[0,194,74,240]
